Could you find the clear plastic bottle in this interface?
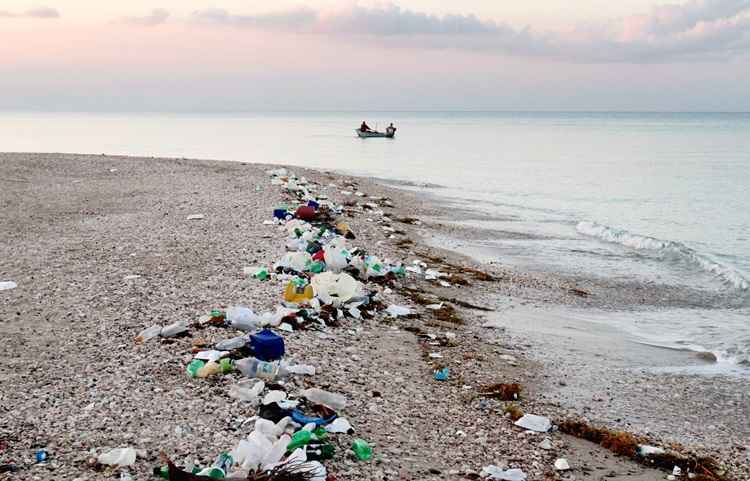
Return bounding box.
[301,388,346,410]
[235,357,289,380]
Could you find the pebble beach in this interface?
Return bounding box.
[1,153,748,481]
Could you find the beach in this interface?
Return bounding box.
[1,153,748,480]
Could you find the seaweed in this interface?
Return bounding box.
[396,217,421,225]
[446,274,471,286]
[503,403,524,421]
[394,238,414,247]
[557,421,726,480]
[568,287,591,297]
[432,304,464,324]
[441,297,494,311]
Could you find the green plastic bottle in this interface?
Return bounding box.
[308,443,335,460]
[254,269,269,281]
[219,358,234,374]
[351,439,372,461]
[287,430,312,451]
[309,261,325,274]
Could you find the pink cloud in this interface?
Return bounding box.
[0,6,60,19]
[182,1,750,63]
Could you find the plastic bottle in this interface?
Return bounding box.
[195,358,234,378]
[306,443,335,461]
[286,430,312,451]
[235,357,288,381]
[195,452,233,479]
[215,335,248,351]
[301,388,346,410]
[135,325,162,343]
[160,321,188,338]
[281,361,316,376]
[351,439,372,461]
[186,359,206,378]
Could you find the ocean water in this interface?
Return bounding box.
[1,111,748,368]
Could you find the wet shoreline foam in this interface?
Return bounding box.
[576,221,750,291]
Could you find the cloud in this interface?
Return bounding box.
[118,8,170,27]
[187,1,750,63]
[0,6,60,18]
[191,7,316,29]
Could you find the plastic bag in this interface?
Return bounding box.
[310,272,362,306]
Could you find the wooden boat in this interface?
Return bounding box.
[355,129,395,138]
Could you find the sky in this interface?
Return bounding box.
[1,0,749,111]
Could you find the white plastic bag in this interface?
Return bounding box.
[310,272,362,306]
[226,306,262,331]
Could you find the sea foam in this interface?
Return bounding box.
[576,221,749,290]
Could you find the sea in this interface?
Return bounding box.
[2,111,748,371]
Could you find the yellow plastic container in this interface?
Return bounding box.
[284,281,314,303]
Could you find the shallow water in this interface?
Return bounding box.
[2,110,749,368]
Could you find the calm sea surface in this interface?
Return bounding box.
[2,111,748,369]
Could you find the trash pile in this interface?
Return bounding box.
[131,168,425,480]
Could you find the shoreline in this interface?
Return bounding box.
[1,153,747,480]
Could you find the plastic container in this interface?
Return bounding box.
[284,279,314,303]
[273,207,289,219]
[295,205,316,221]
[250,329,285,361]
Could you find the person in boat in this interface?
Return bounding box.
[360,121,373,133]
[386,123,396,136]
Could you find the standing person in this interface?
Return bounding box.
[386,122,397,136]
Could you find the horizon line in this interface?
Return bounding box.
[1,109,750,115]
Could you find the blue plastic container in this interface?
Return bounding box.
[273,208,288,220]
[307,200,320,209]
[250,329,285,361]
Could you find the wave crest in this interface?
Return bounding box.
[576,221,749,290]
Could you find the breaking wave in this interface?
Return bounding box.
[576,221,749,290]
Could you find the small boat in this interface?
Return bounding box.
[355,129,395,138]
